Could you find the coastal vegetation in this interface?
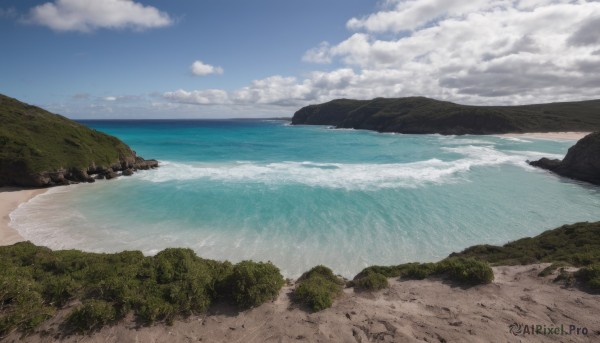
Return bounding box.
[1,223,599,336]
[292,265,345,312]
[352,257,494,288]
[291,97,600,135]
[0,94,157,187]
[0,243,284,336]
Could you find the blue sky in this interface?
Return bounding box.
[1,0,599,118]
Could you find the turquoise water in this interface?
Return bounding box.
[11,120,600,277]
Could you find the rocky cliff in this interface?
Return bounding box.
[291,97,600,135]
[0,94,158,187]
[529,132,600,185]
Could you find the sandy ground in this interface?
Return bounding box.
[0,187,47,246]
[4,264,599,343]
[497,132,590,141]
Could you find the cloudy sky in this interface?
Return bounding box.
[1,0,599,118]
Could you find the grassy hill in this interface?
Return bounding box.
[0,94,156,187]
[291,97,600,135]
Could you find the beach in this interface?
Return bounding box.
[498,131,590,140]
[0,187,47,246]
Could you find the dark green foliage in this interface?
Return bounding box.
[452,222,600,267]
[66,300,116,333]
[354,258,494,286]
[0,94,136,185]
[292,97,600,135]
[0,242,284,336]
[538,262,570,277]
[576,264,600,291]
[293,266,344,312]
[437,258,495,285]
[227,261,285,309]
[352,271,389,291]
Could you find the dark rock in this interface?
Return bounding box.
[122,169,134,176]
[95,174,106,180]
[0,94,159,187]
[529,132,600,185]
[528,158,562,171]
[105,171,119,180]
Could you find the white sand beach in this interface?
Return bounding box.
[498,132,590,141]
[0,187,47,246]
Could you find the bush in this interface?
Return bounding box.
[353,271,388,291]
[294,266,344,312]
[402,262,437,280]
[228,261,285,308]
[576,263,600,291]
[66,300,116,333]
[438,257,494,285]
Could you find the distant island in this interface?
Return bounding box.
[0,94,158,187]
[291,97,600,135]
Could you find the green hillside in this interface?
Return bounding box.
[292,97,600,135]
[0,94,155,187]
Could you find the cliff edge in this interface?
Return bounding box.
[0,94,157,187]
[291,97,600,135]
[530,132,600,185]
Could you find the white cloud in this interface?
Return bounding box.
[28,0,172,32]
[190,60,224,76]
[302,42,333,64]
[164,0,600,115]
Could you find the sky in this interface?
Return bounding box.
[1,0,599,119]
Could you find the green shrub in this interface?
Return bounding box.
[452,222,600,267]
[228,261,285,308]
[438,257,494,285]
[66,300,116,333]
[294,266,344,312]
[538,262,569,277]
[353,271,388,291]
[576,263,600,291]
[403,262,437,280]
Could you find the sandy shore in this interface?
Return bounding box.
[6,264,599,342]
[497,131,590,141]
[0,187,47,246]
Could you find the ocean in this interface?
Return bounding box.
[11,120,600,278]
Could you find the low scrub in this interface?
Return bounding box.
[0,242,285,336]
[353,258,494,287]
[227,261,285,308]
[576,263,600,291]
[352,270,389,291]
[452,222,600,267]
[293,266,344,312]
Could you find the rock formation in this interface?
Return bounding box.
[529,132,600,185]
[0,94,158,187]
[292,97,600,135]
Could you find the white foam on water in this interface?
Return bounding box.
[498,136,533,143]
[137,145,558,189]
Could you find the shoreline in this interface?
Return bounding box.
[496,131,590,140]
[0,187,48,246]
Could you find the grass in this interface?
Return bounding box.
[1,221,599,334]
[451,222,600,266]
[0,242,285,336]
[292,96,600,134]
[353,257,494,287]
[0,94,136,185]
[293,266,345,312]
